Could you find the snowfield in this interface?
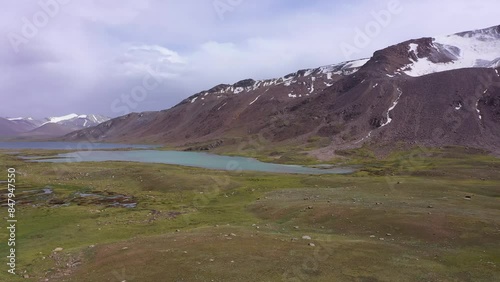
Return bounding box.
[402,27,500,77]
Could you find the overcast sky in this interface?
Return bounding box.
[1,0,499,118]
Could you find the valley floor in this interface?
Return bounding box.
[0,147,499,281]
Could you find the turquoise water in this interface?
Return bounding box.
[0,141,154,150]
[31,150,354,175]
[0,142,353,174]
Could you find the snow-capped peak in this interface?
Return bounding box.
[4,113,111,130]
[400,25,500,77]
[46,113,79,124]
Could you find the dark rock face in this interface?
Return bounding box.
[234,79,256,88]
[369,117,384,128]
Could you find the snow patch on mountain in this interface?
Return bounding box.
[319,58,369,76]
[409,43,419,56]
[402,26,500,77]
[476,100,483,120]
[355,130,373,144]
[45,113,79,124]
[303,69,314,77]
[188,58,371,104]
[40,113,110,127]
[234,87,244,94]
[344,58,370,69]
[380,88,403,127]
[249,95,261,105]
[217,102,227,111]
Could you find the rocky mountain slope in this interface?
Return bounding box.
[63,25,500,154]
[0,118,30,136]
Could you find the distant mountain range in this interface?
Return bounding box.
[0,114,110,138]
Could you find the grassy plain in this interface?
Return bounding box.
[0,146,499,281]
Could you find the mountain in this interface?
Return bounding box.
[61,58,369,143]
[63,25,500,155]
[41,114,110,129]
[3,117,43,132]
[18,123,79,138]
[1,114,110,137]
[0,118,26,136]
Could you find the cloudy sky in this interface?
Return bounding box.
[1,0,498,118]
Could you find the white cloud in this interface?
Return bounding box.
[0,0,499,118]
[117,45,187,78]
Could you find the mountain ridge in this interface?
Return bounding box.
[0,113,110,138]
[63,25,500,156]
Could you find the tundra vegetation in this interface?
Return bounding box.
[0,146,499,281]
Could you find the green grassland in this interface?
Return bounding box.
[0,146,499,281]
